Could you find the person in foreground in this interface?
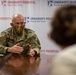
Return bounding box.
[0,14,41,56]
[49,5,76,75]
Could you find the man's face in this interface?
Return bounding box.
[11,17,25,35]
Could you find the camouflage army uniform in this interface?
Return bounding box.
[0,27,41,55]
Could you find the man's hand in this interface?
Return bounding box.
[29,45,35,56]
[7,43,23,53]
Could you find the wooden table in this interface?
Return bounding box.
[0,54,53,75]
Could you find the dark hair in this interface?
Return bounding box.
[50,5,76,46]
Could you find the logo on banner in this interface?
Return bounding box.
[1,0,36,6]
[1,0,7,6]
[47,0,53,6]
[25,17,30,22]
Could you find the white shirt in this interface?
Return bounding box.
[50,44,76,75]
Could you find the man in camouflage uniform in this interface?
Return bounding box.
[0,14,41,56]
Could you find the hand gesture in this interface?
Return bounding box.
[7,43,23,53]
[29,45,35,56]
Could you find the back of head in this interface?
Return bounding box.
[50,5,76,46]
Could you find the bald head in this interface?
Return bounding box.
[10,14,26,27]
[12,14,24,23]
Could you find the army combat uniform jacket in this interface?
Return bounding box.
[0,27,41,55]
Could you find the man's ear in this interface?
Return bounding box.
[10,23,13,26]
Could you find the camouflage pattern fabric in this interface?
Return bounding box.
[0,27,41,55]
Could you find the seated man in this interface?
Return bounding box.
[0,14,41,56]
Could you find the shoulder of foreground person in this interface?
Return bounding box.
[54,44,76,62]
[50,44,76,75]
